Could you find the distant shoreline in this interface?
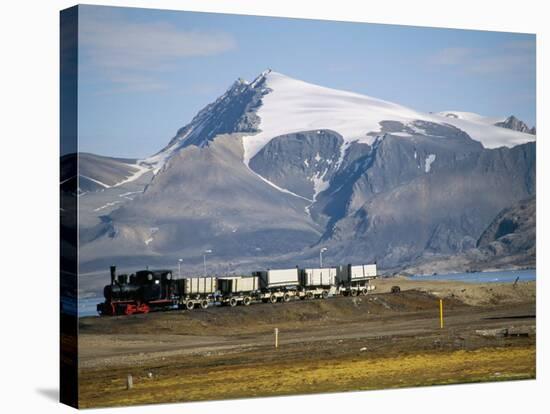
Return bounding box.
[406,268,535,283]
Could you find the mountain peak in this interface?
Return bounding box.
[249,68,275,88]
[495,115,536,135]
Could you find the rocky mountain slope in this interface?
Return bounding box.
[75,70,536,276]
[399,196,535,275]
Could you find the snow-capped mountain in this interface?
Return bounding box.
[76,70,536,280]
[147,70,534,170]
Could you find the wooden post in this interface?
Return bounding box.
[126,374,133,390]
[439,299,444,329]
[274,328,279,349]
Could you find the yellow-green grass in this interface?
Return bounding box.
[79,345,535,408]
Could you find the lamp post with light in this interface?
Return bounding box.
[178,258,183,278]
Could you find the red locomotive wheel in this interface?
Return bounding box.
[124,304,137,315]
[137,303,150,314]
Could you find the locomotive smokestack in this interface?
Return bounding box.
[110,266,116,285]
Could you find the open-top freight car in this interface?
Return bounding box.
[253,268,301,303]
[297,267,338,299]
[337,264,377,296]
[217,276,259,307]
[175,276,217,310]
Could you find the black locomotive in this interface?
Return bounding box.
[97,266,177,315]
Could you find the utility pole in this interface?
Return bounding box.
[320,247,328,268]
[178,258,183,278]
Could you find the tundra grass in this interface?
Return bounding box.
[79,345,535,408]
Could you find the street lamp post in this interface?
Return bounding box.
[320,247,328,268]
[178,259,183,278]
[203,249,212,276]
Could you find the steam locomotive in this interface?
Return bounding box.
[97,266,177,315]
[97,264,377,316]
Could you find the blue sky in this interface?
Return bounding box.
[77,5,536,158]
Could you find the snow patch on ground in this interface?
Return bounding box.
[93,201,122,212]
[112,162,152,187]
[245,163,313,203]
[392,132,413,137]
[408,123,428,135]
[425,154,436,173]
[305,168,330,217]
[335,141,352,170]
[144,227,159,246]
[118,190,143,200]
[80,175,110,188]
[310,169,329,201]
[304,159,309,167]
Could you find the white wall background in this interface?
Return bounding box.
[1,0,547,413]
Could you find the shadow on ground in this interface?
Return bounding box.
[36,388,58,402]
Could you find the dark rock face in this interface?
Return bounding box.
[249,130,343,200]
[398,196,535,275]
[477,196,535,252]
[495,115,536,135]
[158,77,268,153]
[314,133,534,268]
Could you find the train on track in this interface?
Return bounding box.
[97,264,377,316]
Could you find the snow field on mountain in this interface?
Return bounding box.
[433,111,534,148]
[242,71,427,165]
[242,72,535,166]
